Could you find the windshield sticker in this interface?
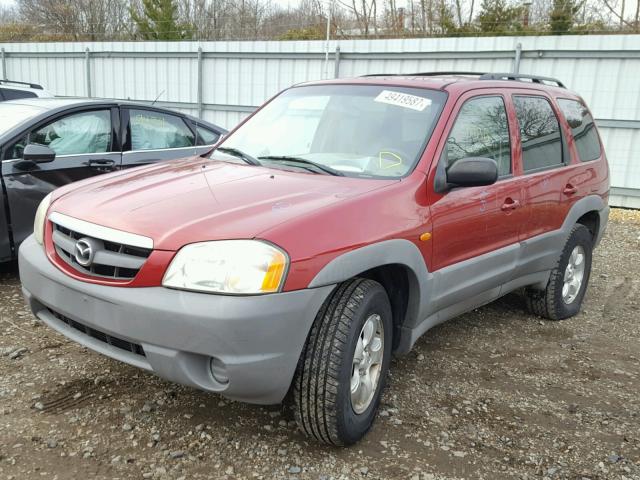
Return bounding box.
[374,90,432,111]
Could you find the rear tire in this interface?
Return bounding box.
[525,224,593,320]
[293,278,392,446]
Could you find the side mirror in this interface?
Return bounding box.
[446,157,498,188]
[23,144,56,163]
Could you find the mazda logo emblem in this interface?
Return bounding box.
[74,238,94,267]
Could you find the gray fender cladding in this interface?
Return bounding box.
[308,238,432,331]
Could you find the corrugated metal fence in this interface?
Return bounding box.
[1,35,639,207]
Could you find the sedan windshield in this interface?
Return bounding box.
[217,84,447,178]
[0,103,43,136]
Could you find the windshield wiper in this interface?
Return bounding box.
[214,147,261,166]
[258,155,344,176]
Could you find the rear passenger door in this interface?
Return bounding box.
[555,97,605,206]
[512,94,569,238]
[120,108,213,169]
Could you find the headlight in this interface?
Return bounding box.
[34,192,53,246]
[162,240,288,294]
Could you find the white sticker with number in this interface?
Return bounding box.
[374,90,432,111]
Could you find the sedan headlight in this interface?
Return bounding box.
[162,240,288,294]
[34,192,53,246]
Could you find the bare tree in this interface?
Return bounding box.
[600,0,640,31]
[338,0,378,35]
[17,0,130,40]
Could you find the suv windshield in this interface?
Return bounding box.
[0,103,42,136]
[217,84,447,178]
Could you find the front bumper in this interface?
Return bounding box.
[19,235,334,404]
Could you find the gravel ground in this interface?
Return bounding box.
[1,209,639,480]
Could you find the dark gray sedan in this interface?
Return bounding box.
[0,98,227,263]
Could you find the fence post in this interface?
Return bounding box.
[334,46,341,79]
[85,47,92,97]
[513,42,522,74]
[197,47,204,119]
[1,48,6,80]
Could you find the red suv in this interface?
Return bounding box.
[19,72,609,446]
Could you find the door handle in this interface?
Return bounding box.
[87,159,116,167]
[563,184,578,195]
[501,198,520,211]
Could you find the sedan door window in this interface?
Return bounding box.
[31,110,112,156]
[129,110,195,150]
[195,125,220,145]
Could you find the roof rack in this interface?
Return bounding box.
[362,71,485,78]
[0,79,44,90]
[361,71,566,88]
[478,73,565,88]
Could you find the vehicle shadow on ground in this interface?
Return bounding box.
[0,260,19,279]
[82,290,537,443]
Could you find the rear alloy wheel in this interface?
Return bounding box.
[293,278,392,446]
[525,224,593,320]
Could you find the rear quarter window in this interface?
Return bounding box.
[557,98,601,162]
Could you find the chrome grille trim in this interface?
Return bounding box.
[49,212,153,250]
[51,222,152,280]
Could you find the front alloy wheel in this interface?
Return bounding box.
[293,278,392,446]
[351,314,384,414]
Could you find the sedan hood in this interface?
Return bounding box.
[50,157,396,250]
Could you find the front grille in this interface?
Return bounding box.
[48,308,145,356]
[52,223,151,280]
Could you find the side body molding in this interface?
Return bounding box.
[306,194,609,356]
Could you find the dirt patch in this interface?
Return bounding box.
[1,210,639,479]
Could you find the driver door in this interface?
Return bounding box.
[429,91,528,311]
[1,107,121,251]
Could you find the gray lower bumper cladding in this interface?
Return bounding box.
[19,235,334,404]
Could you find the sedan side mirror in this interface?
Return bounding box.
[446,157,498,188]
[23,144,56,163]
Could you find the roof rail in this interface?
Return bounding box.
[479,73,565,88]
[361,71,485,78]
[360,71,566,88]
[0,79,44,90]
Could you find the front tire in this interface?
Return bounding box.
[525,224,593,320]
[293,278,392,446]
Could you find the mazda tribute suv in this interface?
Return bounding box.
[19,72,609,446]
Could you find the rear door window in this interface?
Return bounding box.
[444,96,512,176]
[31,110,112,155]
[513,96,563,172]
[129,109,195,150]
[557,98,601,162]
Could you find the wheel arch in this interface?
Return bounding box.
[561,195,609,247]
[308,239,431,352]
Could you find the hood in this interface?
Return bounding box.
[50,157,396,250]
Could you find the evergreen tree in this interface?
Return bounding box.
[549,0,582,34]
[477,0,522,34]
[130,0,191,40]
